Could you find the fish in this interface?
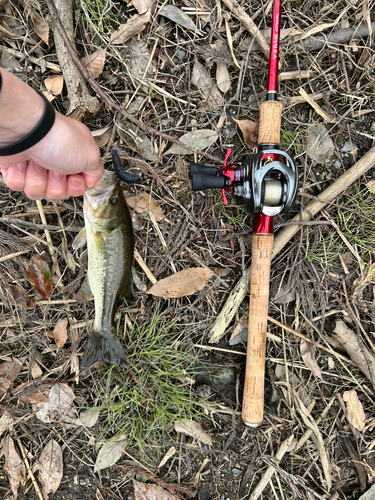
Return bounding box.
[73,168,134,368]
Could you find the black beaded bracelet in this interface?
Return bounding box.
[0,89,56,157]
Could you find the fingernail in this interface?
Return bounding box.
[70,177,84,189]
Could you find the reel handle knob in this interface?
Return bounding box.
[191,173,229,192]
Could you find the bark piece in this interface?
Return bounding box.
[48,0,100,119]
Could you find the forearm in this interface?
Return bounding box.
[0,68,45,146]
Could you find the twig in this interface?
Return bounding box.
[134,248,157,284]
[44,0,222,164]
[267,316,352,363]
[220,0,270,59]
[249,434,295,500]
[36,200,62,283]
[208,146,375,343]
[16,436,44,500]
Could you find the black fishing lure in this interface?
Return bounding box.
[111,148,142,184]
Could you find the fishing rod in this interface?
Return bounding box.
[189,0,298,427]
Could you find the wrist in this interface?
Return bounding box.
[0,69,46,146]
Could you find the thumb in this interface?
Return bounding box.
[82,164,105,190]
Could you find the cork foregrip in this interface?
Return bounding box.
[242,233,274,428]
[258,101,283,146]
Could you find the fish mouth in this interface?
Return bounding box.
[84,170,117,212]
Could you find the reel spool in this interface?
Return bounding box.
[189,147,298,217]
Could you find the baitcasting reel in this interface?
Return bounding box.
[189,146,298,217]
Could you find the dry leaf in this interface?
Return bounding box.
[158,446,176,469]
[166,129,219,155]
[333,320,375,383]
[224,17,240,69]
[94,435,127,472]
[133,0,152,15]
[27,254,53,298]
[43,75,64,102]
[159,5,200,34]
[110,0,152,46]
[126,192,165,222]
[366,180,375,193]
[191,56,224,110]
[80,50,106,79]
[48,383,75,416]
[75,408,100,428]
[0,358,25,398]
[29,10,49,45]
[3,436,25,500]
[306,124,335,165]
[0,412,14,438]
[49,318,68,350]
[91,126,111,148]
[342,390,365,431]
[300,340,322,379]
[31,361,43,379]
[17,382,52,404]
[133,479,179,500]
[233,119,259,149]
[116,121,157,161]
[38,439,63,500]
[216,61,231,93]
[174,419,212,446]
[148,268,213,298]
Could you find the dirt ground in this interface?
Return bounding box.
[1,0,375,499]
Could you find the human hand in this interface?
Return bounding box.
[0,111,104,201]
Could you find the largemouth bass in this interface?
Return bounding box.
[73,169,134,368]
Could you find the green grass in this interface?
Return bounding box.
[76,0,119,37]
[308,186,375,269]
[87,306,210,455]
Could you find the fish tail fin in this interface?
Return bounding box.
[81,327,128,368]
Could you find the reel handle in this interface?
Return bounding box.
[242,231,274,428]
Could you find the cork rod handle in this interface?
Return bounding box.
[242,233,274,428]
[258,100,283,146]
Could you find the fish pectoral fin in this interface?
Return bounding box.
[79,275,93,301]
[81,327,128,368]
[72,227,87,250]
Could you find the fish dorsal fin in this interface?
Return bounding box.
[72,227,87,250]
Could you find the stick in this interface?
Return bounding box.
[220,0,270,59]
[209,146,375,343]
[249,434,295,500]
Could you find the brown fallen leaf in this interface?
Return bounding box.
[133,479,179,500]
[0,358,25,398]
[342,390,365,432]
[174,419,212,446]
[300,340,322,380]
[116,121,157,161]
[191,56,224,110]
[3,436,25,500]
[16,382,52,404]
[43,75,64,102]
[48,383,75,416]
[27,254,53,298]
[80,50,106,79]
[91,126,111,148]
[126,192,165,222]
[148,268,213,298]
[48,318,68,351]
[29,10,49,45]
[233,119,259,149]
[38,439,63,499]
[110,0,152,46]
[0,412,14,438]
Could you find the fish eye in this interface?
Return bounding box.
[109,196,118,205]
